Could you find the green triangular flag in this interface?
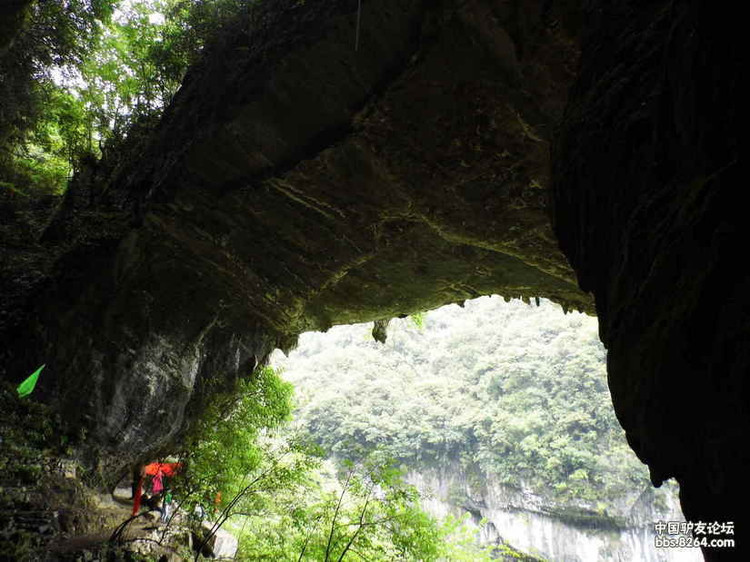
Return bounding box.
[17,364,45,398]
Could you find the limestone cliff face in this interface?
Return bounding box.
[0,0,744,557]
[407,466,701,562]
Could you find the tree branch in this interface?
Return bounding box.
[337,481,374,562]
[324,469,353,562]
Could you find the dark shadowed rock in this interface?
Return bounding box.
[553,1,743,559]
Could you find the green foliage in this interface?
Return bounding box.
[16,363,45,398]
[0,0,116,194]
[233,458,491,561]
[172,363,486,560]
[409,311,426,330]
[275,297,655,511]
[177,366,294,506]
[0,0,250,195]
[159,0,250,63]
[0,0,115,138]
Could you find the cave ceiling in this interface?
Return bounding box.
[2,0,589,473]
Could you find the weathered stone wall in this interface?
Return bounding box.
[407,466,700,562]
[553,1,744,559]
[1,0,587,484]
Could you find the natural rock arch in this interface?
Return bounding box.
[0,1,742,558]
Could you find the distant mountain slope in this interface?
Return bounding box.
[272,296,700,561]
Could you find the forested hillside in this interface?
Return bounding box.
[270,295,697,562]
[275,297,655,510]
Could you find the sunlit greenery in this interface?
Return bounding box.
[1,0,115,194]
[0,0,248,196]
[232,457,493,561]
[275,297,654,511]
[174,366,490,560]
[177,366,295,506]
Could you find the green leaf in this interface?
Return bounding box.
[17,364,45,398]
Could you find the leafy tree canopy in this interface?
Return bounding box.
[1,0,247,196]
[231,456,494,562]
[273,297,658,511]
[177,365,295,506]
[173,366,491,560]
